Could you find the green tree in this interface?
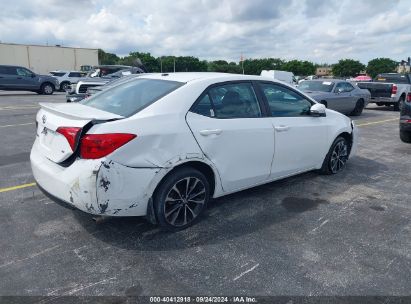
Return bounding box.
[243,58,284,75]
[366,58,398,78]
[282,60,316,76]
[332,59,365,77]
[118,52,160,72]
[207,60,242,73]
[98,49,120,65]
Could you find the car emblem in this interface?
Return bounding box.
[42,115,46,124]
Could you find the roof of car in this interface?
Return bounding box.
[138,72,273,83]
[303,78,344,83]
[50,70,83,73]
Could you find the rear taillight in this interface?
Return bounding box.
[57,127,82,151]
[80,133,136,159]
[407,93,411,103]
[391,84,398,95]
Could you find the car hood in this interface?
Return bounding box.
[38,74,59,81]
[302,91,330,100]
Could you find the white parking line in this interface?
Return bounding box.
[356,118,398,127]
[0,122,35,128]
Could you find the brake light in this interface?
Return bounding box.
[56,127,82,151]
[80,133,136,159]
[391,84,397,95]
[407,93,411,103]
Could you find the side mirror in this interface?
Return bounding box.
[310,103,326,117]
[31,73,36,78]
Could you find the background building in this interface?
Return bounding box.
[0,43,98,74]
[397,57,411,73]
[316,67,332,77]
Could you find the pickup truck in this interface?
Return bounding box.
[357,73,411,111]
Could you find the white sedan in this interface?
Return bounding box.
[31,73,358,230]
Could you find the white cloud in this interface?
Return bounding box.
[0,0,409,64]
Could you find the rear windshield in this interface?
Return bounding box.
[81,78,184,117]
[298,80,334,92]
[375,74,410,84]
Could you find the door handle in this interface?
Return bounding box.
[199,129,222,136]
[17,77,22,79]
[274,125,290,132]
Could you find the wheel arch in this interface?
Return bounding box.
[336,131,353,154]
[146,159,218,225]
[41,81,55,90]
[154,160,217,198]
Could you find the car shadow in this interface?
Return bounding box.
[72,156,387,252]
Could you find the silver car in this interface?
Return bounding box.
[298,79,370,116]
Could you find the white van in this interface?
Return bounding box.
[260,70,296,85]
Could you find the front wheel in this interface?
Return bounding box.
[154,167,210,231]
[320,136,349,175]
[41,83,54,95]
[60,82,70,91]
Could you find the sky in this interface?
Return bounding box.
[0,0,410,64]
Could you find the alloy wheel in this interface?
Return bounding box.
[330,140,348,173]
[44,85,53,94]
[164,177,206,227]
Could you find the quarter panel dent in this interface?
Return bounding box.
[96,160,159,216]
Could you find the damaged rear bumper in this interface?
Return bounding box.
[30,142,160,217]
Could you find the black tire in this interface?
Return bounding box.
[60,81,70,91]
[376,102,384,106]
[320,136,349,175]
[400,130,411,143]
[350,99,364,116]
[153,167,210,231]
[41,83,54,95]
[394,96,404,111]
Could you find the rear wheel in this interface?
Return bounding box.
[350,99,364,116]
[394,96,404,111]
[41,83,54,95]
[154,167,210,231]
[376,102,384,106]
[320,136,349,175]
[400,130,411,143]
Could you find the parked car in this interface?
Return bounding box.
[298,79,370,116]
[260,70,297,85]
[84,74,144,99]
[31,73,357,230]
[0,65,59,94]
[357,73,411,111]
[400,92,411,143]
[49,70,86,91]
[66,66,145,102]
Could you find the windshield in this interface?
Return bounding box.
[299,81,334,92]
[81,78,184,117]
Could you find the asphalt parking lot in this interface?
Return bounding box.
[0,91,410,298]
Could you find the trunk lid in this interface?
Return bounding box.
[36,102,123,163]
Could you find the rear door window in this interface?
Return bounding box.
[68,72,82,77]
[81,78,184,117]
[208,83,261,118]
